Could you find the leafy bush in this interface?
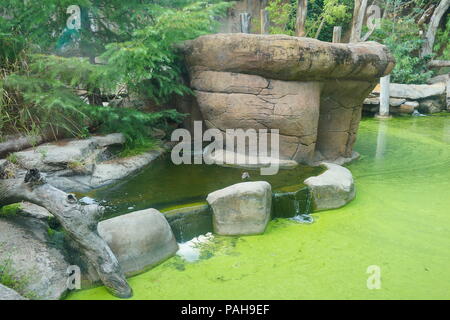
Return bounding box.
[370,17,434,84]
[266,0,352,41]
[0,1,231,148]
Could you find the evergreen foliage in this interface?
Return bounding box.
[0,0,231,148]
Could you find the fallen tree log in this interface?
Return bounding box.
[0,169,132,299]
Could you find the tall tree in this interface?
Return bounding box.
[421,0,450,57]
[350,0,368,42]
[296,0,308,36]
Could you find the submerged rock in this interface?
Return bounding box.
[97,209,179,276]
[206,181,272,236]
[304,163,355,211]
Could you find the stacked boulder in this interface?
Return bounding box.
[364,76,449,115]
[181,33,394,164]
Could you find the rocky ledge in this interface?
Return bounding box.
[1,133,165,193]
[182,34,394,164]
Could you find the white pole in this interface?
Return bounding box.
[379,75,391,117]
[332,26,342,43]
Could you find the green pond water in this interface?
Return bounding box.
[69,115,450,300]
[85,156,321,219]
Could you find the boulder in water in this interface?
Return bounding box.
[97,209,179,276]
[206,181,272,236]
[304,163,355,211]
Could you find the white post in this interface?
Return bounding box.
[240,13,251,34]
[332,26,342,43]
[379,75,391,118]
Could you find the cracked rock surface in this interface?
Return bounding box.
[182,34,394,164]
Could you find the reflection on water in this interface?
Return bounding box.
[83,155,322,218]
[375,119,388,160]
[69,114,450,300]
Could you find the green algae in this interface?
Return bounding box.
[69,115,450,300]
[85,155,322,219]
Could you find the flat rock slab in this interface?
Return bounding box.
[98,209,178,277]
[183,34,394,81]
[304,163,355,211]
[0,284,27,300]
[373,83,446,100]
[204,148,299,171]
[13,133,125,172]
[207,181,272,236]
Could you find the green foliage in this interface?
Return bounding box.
[370,17,434,84]
[266,0,352,41]
[0,203,21,217]
[0,1,229,148]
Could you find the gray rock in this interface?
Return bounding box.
[0,284,27,300]
[0,216,70,300]
[98,209,178,276]
[389,98,407,107]
[419,98,444,114]
[90,149,164,190]
[363,97,406,107]
[304,163,355,211]
[380,83,446,100]
[17,202,53,221]
[206,181,272,236]
[403,101,419,108]
[90,133,126,147]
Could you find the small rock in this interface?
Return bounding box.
[206,181,272,236]
[304,163,355,211]
[419,98,444,114]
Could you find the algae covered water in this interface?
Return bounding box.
[69,115,450,300]
[85,156,321,218]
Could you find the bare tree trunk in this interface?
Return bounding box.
[0,169,133,299]
[261,9,270,34]
[350,0,369,42]
[315,18,325,39]
[421,0,450,58]
[296,0,308,37]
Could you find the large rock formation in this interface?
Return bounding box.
[181,34,394,164]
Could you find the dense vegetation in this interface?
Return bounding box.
[0,0,449,147]
[0,0,231,149]
[267,0,449,84]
